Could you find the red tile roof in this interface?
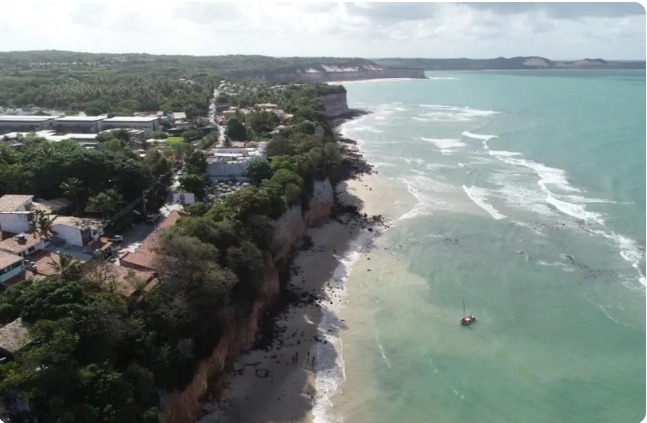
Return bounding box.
[87,261,156,297]
[0,231,47,255]
[0,195,33,212]
[120,211,184,271]
[0,249,22,270]
[25,251,64,278]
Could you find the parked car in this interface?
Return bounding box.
[108,235,124,242]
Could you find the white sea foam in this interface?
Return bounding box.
[544,193,605,224]
[397,176,451,221]
[537,260,575,272]
[313,233,375,423]
[415,105,499,122]
[494,155,579,193]
[375,331,392,368]
[488,150,521,157]
[586,229,646,287]
[351,126,383,134]
[426,76,460,80]
[461,131,498,149]
[462,185,506,220]
[461,131,498,141]
[421,137,466,155]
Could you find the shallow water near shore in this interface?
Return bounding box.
[329,70,645,423]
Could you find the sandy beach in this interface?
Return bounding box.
[198,175,385,423]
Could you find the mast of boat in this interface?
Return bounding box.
[463,299,466,316]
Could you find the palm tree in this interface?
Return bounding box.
[49,253,81,281]
[33,210,57,237]
[60,177,84,213]
[88,189,123,220]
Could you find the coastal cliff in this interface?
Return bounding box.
[317,92,350,119]
[160,178,335,422]
[254,67,425,83]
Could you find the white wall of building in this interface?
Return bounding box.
[51,224,84,246]
[172,193,195,205]
[0,213,33,234]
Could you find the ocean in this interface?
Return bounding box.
[321,70,646,423]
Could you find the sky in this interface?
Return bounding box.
[0,1,645,60]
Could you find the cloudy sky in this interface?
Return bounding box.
[1,2,645,59]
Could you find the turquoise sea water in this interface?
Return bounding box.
[332,70,645,423]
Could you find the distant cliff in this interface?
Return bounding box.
[242,64,425,83]
[372,56,646,71]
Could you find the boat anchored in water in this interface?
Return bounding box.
[460,300,476,326]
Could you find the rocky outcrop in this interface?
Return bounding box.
[161,178,335,423]
[318,93,349,119]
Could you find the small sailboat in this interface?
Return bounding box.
[460,300,476,326]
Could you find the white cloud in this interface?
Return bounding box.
[0,2,643,59]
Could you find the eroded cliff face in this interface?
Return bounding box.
[318,93,349,119]
[160,265,280,423]
[304,178,334,225]
[161,178,335,422]
[254,68,426,83]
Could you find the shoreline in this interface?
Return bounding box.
[197,114,383,422]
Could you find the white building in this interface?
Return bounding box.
[51,216,103,247]
[0,212,34,235]
[0,195,35,234]
[52,116,106,133]
[0,250,24,285]
[101,116,161,135]
[2,130,100,148]
[172,193,195,205]
[0,195,33,213]
[0,116,59,134]
[205,145,267,180]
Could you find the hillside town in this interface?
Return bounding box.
[0,83,302,286]
[0,79,348,368]
[0,47,366,422]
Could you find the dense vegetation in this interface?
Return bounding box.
[0,50,351,114]
[0,81,345,421]
[0,135,173,223]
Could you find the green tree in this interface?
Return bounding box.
[221,186,271,222]
[266,136,293,157]
[88,188,123,219]
[49,253,82,281]
[225,116,247,141]
[179,174,205,200]
[185,150,207,175]
[150,131,168,140]
[181,129,203,142]
[245,110,280,137]
[185,103,204,121]
[245,158,272,184]
[0,319,80,417]
[60,177,85,213]
[215,93,229,104]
